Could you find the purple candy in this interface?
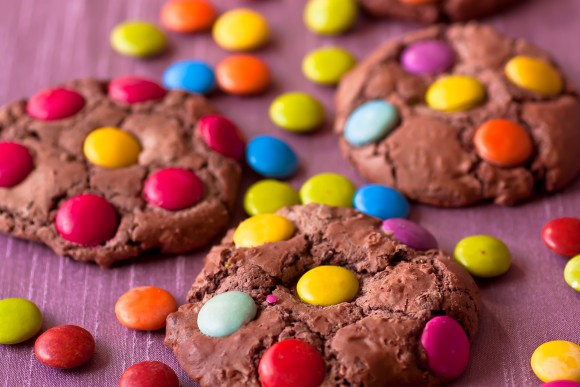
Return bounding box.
[401,40,455,75]
[543,382,580,387]
[382,218,438,251]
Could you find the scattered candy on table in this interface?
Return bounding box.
[213,9,269,51]
[160,0,217,34]
[269,92,325,133]
[474,119,533,167]
[454,235,512,277]
[246,135,299,179]
[300,172,355,207]
[110,21,167,58]
[258,339,326,387]
[302,46,356,85]
[0,142,34,187]
[244,180,300,216]
[115,286,178,331]
[297,265,359,306]
[233,214,295,248]
[353,184,409,220]
[144,168,204,211]
[564,255,580,292]
[83,127,142,168]
[216,54,271,96]
[505,56,563,96]
[0,298,42,345]
[382,218,438,251]
[119,361,180,387]
[542,217,580,257]
[426,75,486,112]
[197,291,257,337]
[198,114,246,160]
[163,59,215,94]
[26,87,85,121]
[344,100,399,146]
[108,76,167,105]
[34,325,95,369]
[531,340,580,383]
[304,0,358,35]
[401,40,455,75]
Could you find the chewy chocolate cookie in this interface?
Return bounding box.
[0,77,243,266]
[335,23,580,207]
[165,204,480,386]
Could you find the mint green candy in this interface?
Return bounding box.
[0,298,43,344]
[197,291,257,338]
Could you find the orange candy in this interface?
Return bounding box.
[160,0,217,34]
[216,54,271,96]
[115,286,178,331]
[473,119,533,167]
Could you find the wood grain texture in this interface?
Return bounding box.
[0,0,579,385]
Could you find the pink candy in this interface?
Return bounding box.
[143,168,204,211]
[420,316,470,379]
[27,87,85,121]
[266,295,278,304]
[109,76,167,105]
[198,115,245,160]
[0,142,34,187]
[543,382,580,387]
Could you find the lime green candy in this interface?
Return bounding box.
[110,21,167,58]
[564,255,580,292]
[269,92,325,133]
[302,47,356,85]
[300,173,356,208]
[244,180,300,216]
[454,235,512,278]
[304,0,358,35]
[0,298,42,344]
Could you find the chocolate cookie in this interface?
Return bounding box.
[165,204,480,386]
[360,0,522,23]
[335,23,580,207]
[0,77,243,266]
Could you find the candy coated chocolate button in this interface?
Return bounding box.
[27,87,85,121]
[531,340,580,383]
[304,0,358,35]
[110,21,167,58]
[246,135,299,179]
[244,180,300,216]
[0,298,42,344]
[564,256,580,292]
[163,60,215,95]
[0,142,34,187]
[144,168,204,211]
[401,40,455,75]
[344,100,398,146]
[269,92,325,133]
[213,9,269,51]
[34,325,95,369]
[426,75,486,112]
[258,339,325,387]
[302,46,356,85]
[543,381,580,387]
[353,184,409,219]
[119,361,180,387]
[300,173,356,208]
[160,0,217,34]
[542,217,580,257]
[216,54,271,96]
[83,127,141,168]
[115,286,177,331]
[233,214,295,248]
[420,316,470,379]
[382,218,438,251]
[454,235,511,277]
[297,265,359,306]
[198,115,245,160]
[108,76,167,105]
[474,119,533,167]
[197,291,257,337]
[505,56,563,96]
[55,194,118,246]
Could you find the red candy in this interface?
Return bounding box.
[198,115,245,160]
[542,217,580,257]
[27,87,85,121]
[0,142,34,187]
[119,361,180,387]
[109,76,167,105]
[34,325,95,369]
[258,339,325,387]
[55,194,118,246]
[144,168,204,211]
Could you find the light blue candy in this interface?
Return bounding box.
[353,184,409,220]
[197,291,257,338]
[163,60,215,95]
[246,135,299,179]
[344,100,398,146]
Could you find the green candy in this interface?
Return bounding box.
[564,255,580,292]
[0,298,43,344]
[269,92,325,133]
[110,21,167,58]
[300,172,356,208]
[454,235,512,278]
[302,46,356,85]
[244,180,300,216]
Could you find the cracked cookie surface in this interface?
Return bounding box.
[165,204,480,386]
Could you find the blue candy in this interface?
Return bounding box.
[197,291,257,338]
[163,60,215,94]
[353,184,409,219]
[246,135,298,179]
[344,100,398,146]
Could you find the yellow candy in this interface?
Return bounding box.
[83,127,141,168]
[304,0,358,35]
[505,56,563,96]
[426,75,486,112]
[213,9,269,51]
[233,214,295,248]
[297,265,359,306]
[531,340,580,382]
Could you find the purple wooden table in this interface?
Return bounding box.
[0,0,579,386]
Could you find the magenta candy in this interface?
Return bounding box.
[401,40,455,75]
[543,382,580,387]
[109,76,167,104]
[198,115,245,160]
[56,194,118,246]
[27,87,85,121]
[382,218,438,251]
[421,316,470,379]
[144,168,204,211]
[0,142,34,187]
